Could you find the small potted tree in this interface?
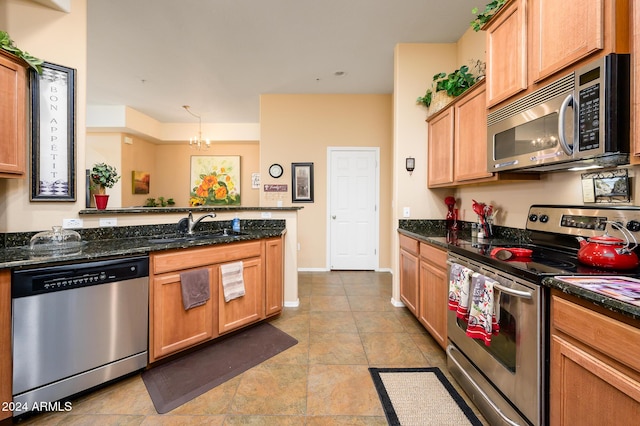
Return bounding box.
[90,162,120,210]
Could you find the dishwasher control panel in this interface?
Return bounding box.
[12,256,149,298]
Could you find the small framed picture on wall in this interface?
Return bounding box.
[291,162,313,203]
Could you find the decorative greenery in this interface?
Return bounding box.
[144,197,175,207]
[417,65,480,107]
[0,31,43,73]
[90,163,121,192]
[470,0,508,31]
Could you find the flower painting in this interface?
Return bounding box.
[190,156,241,206]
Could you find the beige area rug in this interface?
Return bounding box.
[369,367,482,426]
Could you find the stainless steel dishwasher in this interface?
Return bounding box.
[11,256,149,416]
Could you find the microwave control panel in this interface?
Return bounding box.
[577,84,600,151]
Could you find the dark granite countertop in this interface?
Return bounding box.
[0,220,286,270]
[398,220,640,321]
[79,206,302,215]
[543,276,640,321]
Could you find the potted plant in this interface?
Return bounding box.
[90,162,120,210]
[417,62,484,116]
[0,31,43,73]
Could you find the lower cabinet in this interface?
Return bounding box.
[399,233,448,349]
[399,234,419,316]
[150,270,216,361]
[418,242,448,349]
[149,236,284,362]
[550,290,640,424]
[217,256,264,334]
[265,237,284,317]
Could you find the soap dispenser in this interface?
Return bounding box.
[232,214,240,233]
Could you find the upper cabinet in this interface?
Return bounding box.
[485,0,630,110]
[427,81,537,188]
[633,0,640,157]
[0,50,27,178]
[485,0,527,107]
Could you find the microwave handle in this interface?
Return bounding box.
[558,94,574,156]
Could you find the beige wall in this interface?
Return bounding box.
[260,94,393,270]
[0,0,87,232]
[86,133,261,208]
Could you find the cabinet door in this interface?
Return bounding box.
[0,51,27,177]
[265,237,284,317]
[0,270,11,421]
[485,0,527,107]
[530,0,604,83]
[150,270,215,361]
[218,257,265,334]
[454,83,492,182]
[400,248,419,315]
[633,0,640,156]
[427,106,454,188]
[550,335,640,424]
[418,245,448,350]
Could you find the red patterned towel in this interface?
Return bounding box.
[466,274,500,346]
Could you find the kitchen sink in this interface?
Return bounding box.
[147,230,248,244]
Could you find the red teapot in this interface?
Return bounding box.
[577,221,639,270]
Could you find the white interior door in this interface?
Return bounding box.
[328,148,379,270]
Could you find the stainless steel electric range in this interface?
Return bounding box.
[446,204,640,426]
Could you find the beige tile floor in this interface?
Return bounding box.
[16,271,487,425]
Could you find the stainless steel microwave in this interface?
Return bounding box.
[487,54,630,172]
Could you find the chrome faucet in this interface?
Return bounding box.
[186,211,216,234]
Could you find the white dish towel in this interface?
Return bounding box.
[221,261,245,302]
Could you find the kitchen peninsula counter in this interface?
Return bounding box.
[0,222,286,270]
[398,220,640,321]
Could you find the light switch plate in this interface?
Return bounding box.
[403,207,410,218]
[99,218,117,227]
[261,212,272,219]
[62,218,83,229]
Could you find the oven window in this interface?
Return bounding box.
[456,305,517,372]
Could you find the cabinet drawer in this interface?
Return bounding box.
[399,234,419,256]
[552,295,640,373]
[419,242,447,265]
[152,241,263,274]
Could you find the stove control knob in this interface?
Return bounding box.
[528,214,538,222]
[539,214,549,223]
[627,220,640,232]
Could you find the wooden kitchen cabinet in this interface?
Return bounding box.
[0,50,27,178]
[633,0,640,157]
[217,255,264,334]
[485,0,629,111]
[149,269,215,361]
[264,236,284,317]
[399,234,419,316]
[485,0,527,107]
[549,290,640,425]
[453,83,492,183]
[149,238,283,362]
[0,270,11,422]
[427,82,529,187]
[427,105,454,187]
[418,242,448,349]
[529,0,629,84]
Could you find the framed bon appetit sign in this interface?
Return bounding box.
[30,62,76,201]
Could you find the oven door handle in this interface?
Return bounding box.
[493,282,532,299]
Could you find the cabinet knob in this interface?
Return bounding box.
[332,215,336,219]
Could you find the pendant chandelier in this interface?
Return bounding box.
[182,105,210,150]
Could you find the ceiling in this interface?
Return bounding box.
[87,0,478,124]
